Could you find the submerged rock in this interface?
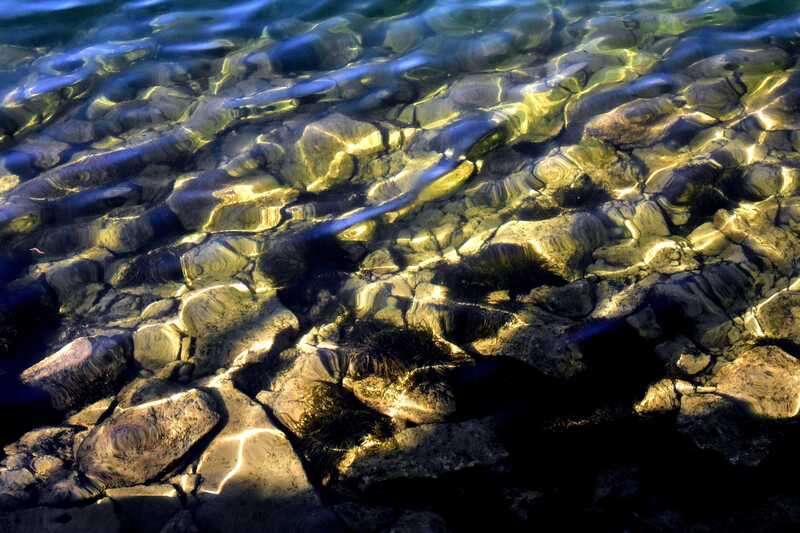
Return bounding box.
[473,314,585,378]
[344,364,458,424]
[338,418,509,492]
[177,283,257,337]
[583,96,683,148]
[195,383,342,532]
[21,336,131,412]
[655,336,711,376]
[755,291,800,344]
[712,345,800,419]
[133,324,182,371]
[180,239,250,284]
[283,113,384,192]
[0,425,102,509]
[257,344,348,436]
[76,389,220,488]
[0,469,35,510]
[2,0,800,528]
[476,213,608,282]
[635,378,680,415]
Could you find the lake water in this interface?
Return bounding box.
[1,0,800,531]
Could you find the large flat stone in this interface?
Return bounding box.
[77,389,220,488]
[195,382,342,532]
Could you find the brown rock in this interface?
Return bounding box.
[257,345,348,436]
[583,95,682,148]
[195,383,341,532]
[21,336,131,411]
[77,389,220,488]
[345,366,457,424]
[756,291,800,344]
[635,379,680,415]
[133,324,182,371]
[338,419,509,493]
[713,345,800,419]
[480,213,607,281]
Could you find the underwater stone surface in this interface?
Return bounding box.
[1,0,800,531]
[76,389,220,488]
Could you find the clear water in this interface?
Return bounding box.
[2,0,800,530]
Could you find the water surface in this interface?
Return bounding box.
[2,0,800,531]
